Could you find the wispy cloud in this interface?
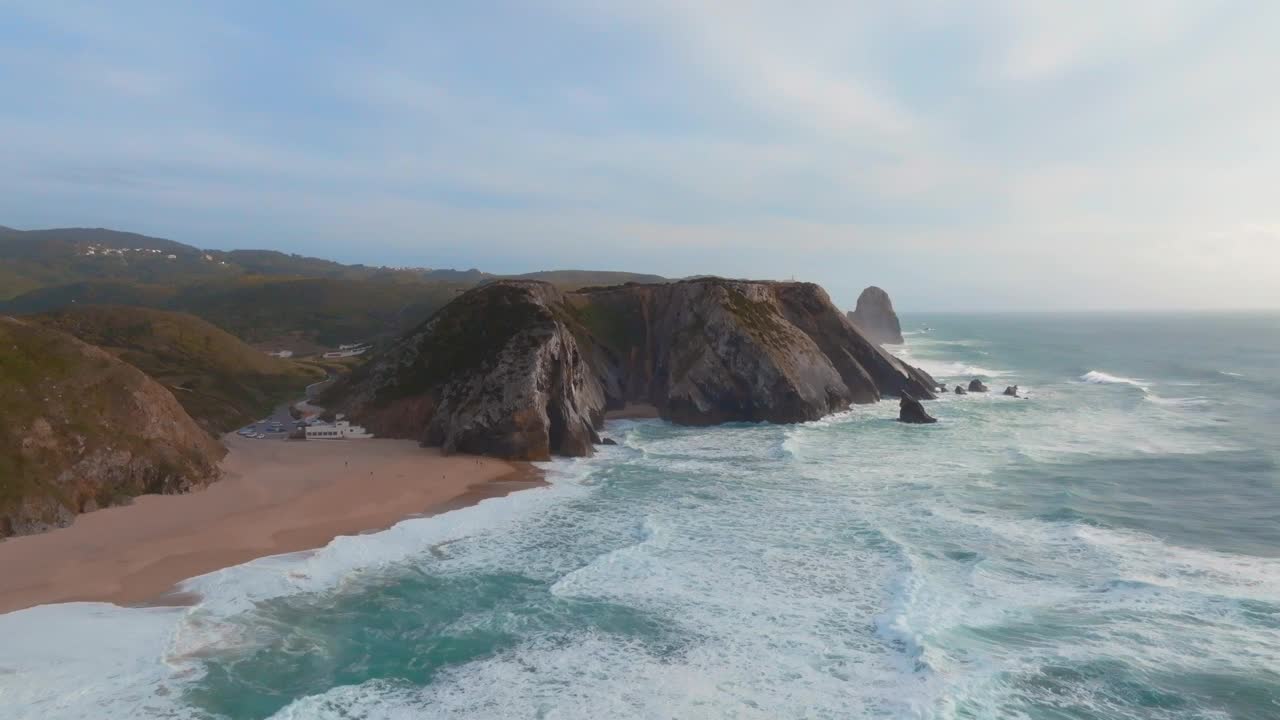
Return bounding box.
[0,1,1277,309]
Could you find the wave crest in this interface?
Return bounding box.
[1080,370,1149,391]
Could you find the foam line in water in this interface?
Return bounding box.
[1080,370,1150,390]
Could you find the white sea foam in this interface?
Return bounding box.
[1080,370,1150,390]
[0,459,597,720]
[5,322,1275,720]
[893,347,1008,380]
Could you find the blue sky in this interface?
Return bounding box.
[2,1,1278,310]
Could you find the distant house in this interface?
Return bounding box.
[305,420,373,440]
[337,343,368,350]
[265,350,294,358]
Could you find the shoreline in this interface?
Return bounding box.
[0,435,541,615]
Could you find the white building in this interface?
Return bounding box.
[265,350,294,358]
[305,420,374,440]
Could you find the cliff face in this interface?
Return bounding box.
[573,279,935,425]
[0,317,225,538]
[848,286,904,345]
[329,282,605,461]
[331,278,936,459]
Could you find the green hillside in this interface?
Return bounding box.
[0,316,225,536]
[33,306,325,434]
[1,224,669,343]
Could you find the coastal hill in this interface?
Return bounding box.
[326,278,937,460]
[32,306,324,434]
[0,225,668,346]
[0,316,224,537]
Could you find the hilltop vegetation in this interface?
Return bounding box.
[33,306,325,434]
[0,316,224,537]
[1,225,669,345]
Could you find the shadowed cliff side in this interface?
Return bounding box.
[327,278,936,460]
[0,317,225,538]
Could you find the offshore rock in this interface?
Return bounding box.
[954,385,968,395]
[969,378,989,393]
[898,394,937,424]
[1003,385,1020,397]
[847,286,904,345]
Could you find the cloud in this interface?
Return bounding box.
[0,1,1277,309]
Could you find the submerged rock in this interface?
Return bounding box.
[1003,385,1019,397]
[968,378,989,393]
[898,395,937,424]
[954,385,968,395]
[599,437,618,446]
[846,286,905,345]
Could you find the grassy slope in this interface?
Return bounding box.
[0,318,222,530]
[34,306,325,434]
[1,224,669,342]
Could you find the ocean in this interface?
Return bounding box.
[2,312,1279,719]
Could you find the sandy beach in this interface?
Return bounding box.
[0,435,539,615]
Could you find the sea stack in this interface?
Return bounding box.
[1003,385,1019,397]
[969,378,989,393]
[847,286,905,345]
[898,394,937,424]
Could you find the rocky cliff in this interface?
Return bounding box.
[0,317,225,537]
[327,281,605,461]
[847,286,904,345]
[329,278,937,460]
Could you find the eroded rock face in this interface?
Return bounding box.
[1,317,224,538]
[574,278,937,425]
[328,282,604,461]
[898,395,937,424]
[847,286,904,345]
[330,278,939,460]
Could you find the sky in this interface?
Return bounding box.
[1,1,1278,311]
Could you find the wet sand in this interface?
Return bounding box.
[0,436,540,615]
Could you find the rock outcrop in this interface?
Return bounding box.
[326,282,605,461]
[954,385,967,395]
[898,394,937,424]
[329,278,939,459]
[0,317,224,538]
[847,286,904,345]
[1002,385,1019,397]
[968,378,989,393]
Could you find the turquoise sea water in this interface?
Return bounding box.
[2,313,1279,719]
